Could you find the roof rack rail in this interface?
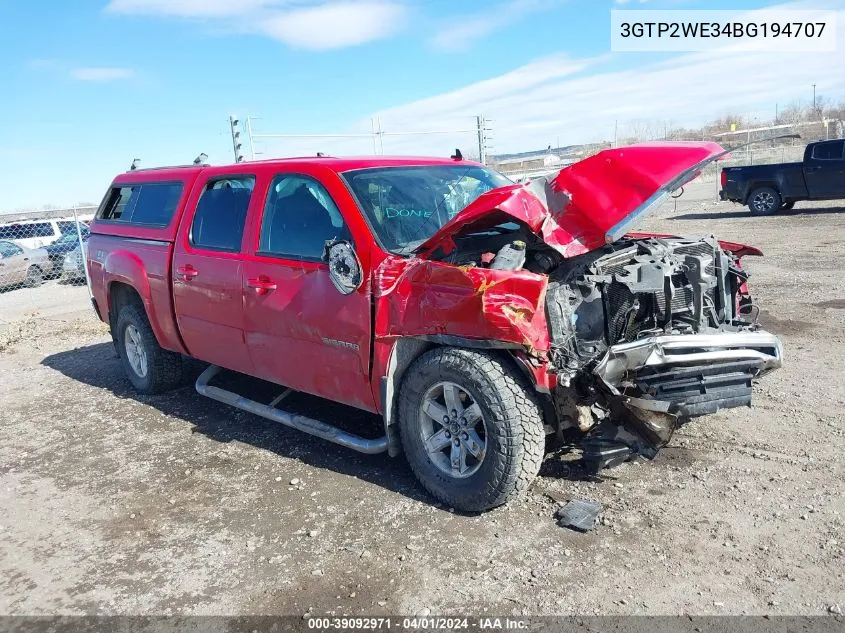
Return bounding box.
[124,163,208,173]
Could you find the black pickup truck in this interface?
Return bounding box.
[720,139,845,214]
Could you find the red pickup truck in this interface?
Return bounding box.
[87,146,782,512]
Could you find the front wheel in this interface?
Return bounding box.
[747,187,781,216]
[398,348,545,512]
[115,304,182,394]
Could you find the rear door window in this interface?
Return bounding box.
[97,182,183,225]
[189,176,255,252]
[811,141,845,161]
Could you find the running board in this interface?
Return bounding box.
[195,365,389,455]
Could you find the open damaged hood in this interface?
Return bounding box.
[416,142,727,259]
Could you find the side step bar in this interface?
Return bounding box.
[195,365,389,455]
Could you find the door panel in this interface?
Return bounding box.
[242,171,376,412]
[243,259,375,411]
[172,253,252,372]
[172,175,256,373]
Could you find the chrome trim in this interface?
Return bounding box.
[195,365,388,455]
[594,330,783,394]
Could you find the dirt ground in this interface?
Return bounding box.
[1,181,843,617]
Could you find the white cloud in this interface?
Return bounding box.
[104,0,409,49]
[260,1,408,50]
[430,0,562,52]
[252,6,845,159]
[69,67,136,82]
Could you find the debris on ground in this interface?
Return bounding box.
[555,499,602,532]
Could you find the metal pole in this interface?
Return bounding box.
[813,84,817,111]
[476,115,485,164]
[72,204,93,298]
[246,116,256,160]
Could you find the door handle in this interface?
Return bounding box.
[176,265,199,281]
[246,276,277,296]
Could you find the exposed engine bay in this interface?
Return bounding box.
[430,227,783,471]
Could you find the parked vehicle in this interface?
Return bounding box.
[61,242,89,283]
[720,139,845,214]
[87,145,782,512]
[0,240,50,289]
[45,228,90,276]
[0,218,82,249]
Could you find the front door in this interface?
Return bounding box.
[172,175,257,373]
[805,140,845,199]
[242,172,376,412]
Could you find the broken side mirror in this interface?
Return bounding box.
[323,239,362,295]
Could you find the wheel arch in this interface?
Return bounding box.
[742,182,779,204]
[379,335,554,457]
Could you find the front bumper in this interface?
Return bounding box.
[594,330,782,417]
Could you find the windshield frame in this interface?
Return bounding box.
[339,164,512,257]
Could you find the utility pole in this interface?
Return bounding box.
[476,115,487,164]
[229,115,245,162]
[813,84,817,110]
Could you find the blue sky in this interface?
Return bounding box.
[0,0,843,211]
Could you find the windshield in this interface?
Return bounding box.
[341,165,511,255]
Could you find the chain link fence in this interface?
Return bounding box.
[0,208,94,330]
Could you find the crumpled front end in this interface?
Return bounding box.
[544,235,783,469]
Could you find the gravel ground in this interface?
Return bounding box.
[0,182,843,617]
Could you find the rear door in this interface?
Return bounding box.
[805,140,845,199]
[172,174,258,373]
[242,170,376,412]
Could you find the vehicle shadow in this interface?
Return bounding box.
[671,205,845,221]
[41,342,438,507]
[43,342,595,511]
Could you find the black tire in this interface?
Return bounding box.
[747,187,781,216]
[115,304,182,394]
[780,201,796,211]
[398,348,545,512]
[24,266,43,288]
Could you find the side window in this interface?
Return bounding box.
[131,183,183,225]
[57,221,77,234]
[190,176,255,252]
[97,182,183,225]
[99,187,136,221]
[259,174,350,260]
[0,241,21,257]
[32,222,55,238]
[811,141,845,161]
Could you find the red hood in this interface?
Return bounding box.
[416,142,728,259]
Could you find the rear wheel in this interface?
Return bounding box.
[747,187,781,215]
[24,266,43,288]
[115,304,182,394]
[398,348,545,512]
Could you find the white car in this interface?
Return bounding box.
[0,218,89,249]
[0,240,51,289]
